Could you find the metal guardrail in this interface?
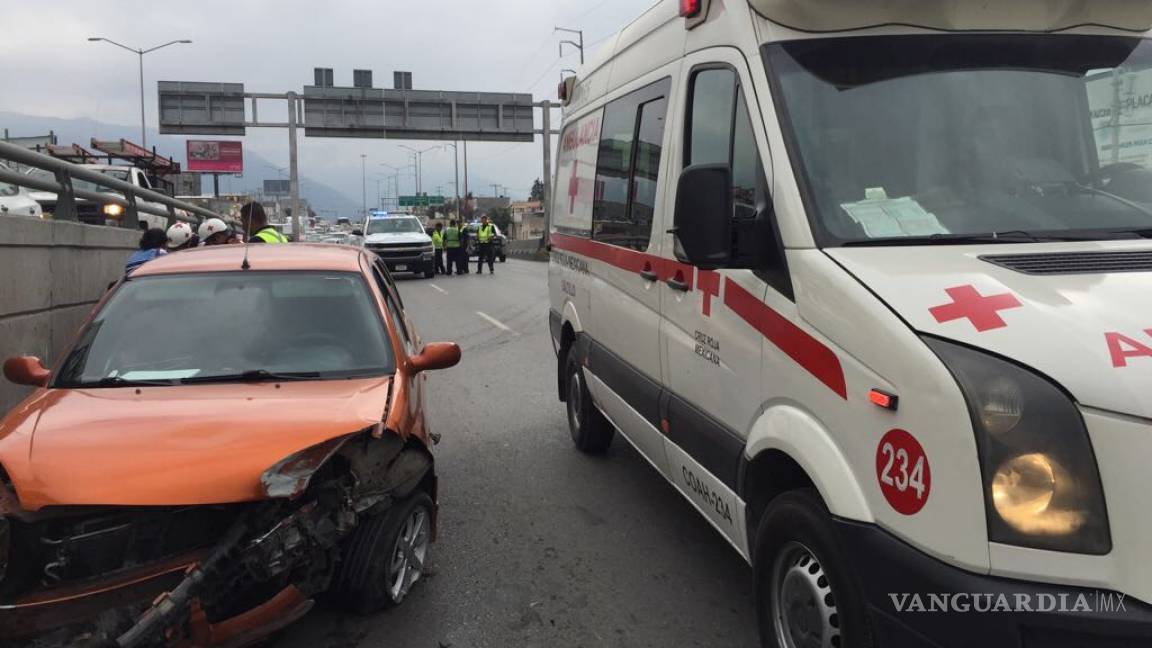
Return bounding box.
[0,140,228,229]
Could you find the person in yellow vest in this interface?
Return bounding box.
[240,202,289,244]
[476,214,497,275]
[431,222,447,276]
[444,220,463,276]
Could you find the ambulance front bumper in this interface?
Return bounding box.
[836,519,1152,647]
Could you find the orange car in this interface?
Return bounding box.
[0,244,461,647]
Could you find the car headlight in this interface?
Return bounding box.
[103,203,124,218]
[926,337,1111,554]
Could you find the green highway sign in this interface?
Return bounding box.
[399,195,446,207]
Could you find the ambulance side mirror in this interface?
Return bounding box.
[673,164,732,270]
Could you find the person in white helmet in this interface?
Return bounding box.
[166,222,197,251]
[198,218,238,246]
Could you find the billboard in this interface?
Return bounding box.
[264,179,290,196]
[187,140,244,174]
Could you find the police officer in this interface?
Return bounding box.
[444,219,463,276]
[240,202,289,243]
[476,215,497,275]
[431,222,447,276]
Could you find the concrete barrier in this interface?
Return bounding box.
[0,217,138,413]
[505,238,548,262]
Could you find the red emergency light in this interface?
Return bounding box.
[680,0,702,18]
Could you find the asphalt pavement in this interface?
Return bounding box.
[278,259,759,648]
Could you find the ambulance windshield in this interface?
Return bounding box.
[766,34,1152,245]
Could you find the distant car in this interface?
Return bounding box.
[24,165,172,229]
[0,244,462,646]
[0,164,43,219]
[362,215,436,279]
[464,222,507,263]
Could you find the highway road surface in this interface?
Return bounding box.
[279,259,759,648]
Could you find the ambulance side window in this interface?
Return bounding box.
[591,78,672,251]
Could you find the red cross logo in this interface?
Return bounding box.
[929,285,1022,332]
[698,270,721,317]
[568,162,581,214]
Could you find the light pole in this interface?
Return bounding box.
[87,37,192,148]
[400,145,440,195]
[440,141,462,216]
[360,154,367,219]
[380,163,416,205]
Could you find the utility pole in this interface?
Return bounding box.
[555,27,584,65]
[401,145,439,195]
[288,93,302,241]
[463,140,470,217]
[541,100,554,247]
[491,183,501,197]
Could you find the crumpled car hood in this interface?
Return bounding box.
[0,378,392,510]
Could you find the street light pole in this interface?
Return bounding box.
[87,37,192,148]
[400,145,439,196]
[360,154,368,219]
[555,27,585,65]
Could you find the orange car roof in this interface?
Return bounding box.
[132,244,367,276]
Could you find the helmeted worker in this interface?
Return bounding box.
[198,218,238,246]
[240,202,289,243]
[431,222,447,276]
[476,215,497,275]
[444,220,463,276]
[166,222,197,251]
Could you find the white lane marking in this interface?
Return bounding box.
[476,311,515,333]
[429,284,447,294]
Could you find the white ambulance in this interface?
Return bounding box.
[548,1,1152,646]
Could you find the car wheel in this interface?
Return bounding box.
[499,255,507,263]
[565,353,614,454]
[335,491,434,614]
[755,489,874,648]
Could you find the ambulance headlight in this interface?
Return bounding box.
[926,337,1110,554]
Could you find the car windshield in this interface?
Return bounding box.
[55,272,395,387]
[27,168,133,195]
[766,35,1152,245]
[366,218,423,235]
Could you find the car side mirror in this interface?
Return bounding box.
[351,229,364,237]
[4,356,50,387]
[408,343,462,374]
[673,164,732,270]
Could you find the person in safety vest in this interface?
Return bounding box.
[241,202,289,244]
[475,214,497,275]
[444,219,463,276]
[431,222,447,276]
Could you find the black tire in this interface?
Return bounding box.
[564,352,614,454]
[754,489,874,648]
[335,491,434,615]
[499,255,507,263]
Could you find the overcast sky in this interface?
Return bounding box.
[0,0,655,206]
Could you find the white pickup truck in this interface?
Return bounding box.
[26,165,176,229]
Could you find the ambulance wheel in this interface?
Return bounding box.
[335,492,433,614]
[565,354,614,454]
[754,489,873,648]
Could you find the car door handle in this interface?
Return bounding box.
[667,277,690,292]
[639,269,659,282]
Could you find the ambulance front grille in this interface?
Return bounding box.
[982,250,1152,275]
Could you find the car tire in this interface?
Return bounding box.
[565,353,614,454]
[335,491,434,615]
[499,254,507,263]
[754,489,874,648]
